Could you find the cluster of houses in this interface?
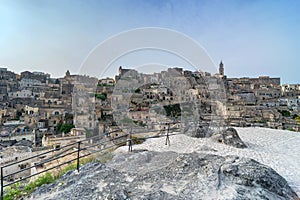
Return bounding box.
[0,63,300,182]
[0,68,95,183]
[96,65,300,132]
[1,63,299,142]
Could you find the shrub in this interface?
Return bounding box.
[95,93,107,101]
[4,173,55,200]
[292,114,299,119]
[3,156,99,200]
[279,110,291,117]
[295,116,300,124]
[131,136,146,145]
[134,88,141,93]
[163,104,181,118]
[121,117,134,124]
[59,123,75,133]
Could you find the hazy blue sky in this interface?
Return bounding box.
[0,0,299,83]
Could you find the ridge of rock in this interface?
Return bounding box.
[29,151,299,200]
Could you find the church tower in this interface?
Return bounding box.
[119,66,123,76]
[65,70,71,77]
[219,61,224,76]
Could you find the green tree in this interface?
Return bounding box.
[134,88,141,93]
[95,93,107,101]
[59,123,75,133]
[163,104,181,118]
[292,114,299,119]
[121,117,134,124]
[56,123,62,133]
[279,110,291,117]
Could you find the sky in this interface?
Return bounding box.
[0,0,300,84]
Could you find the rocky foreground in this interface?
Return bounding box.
[29,150,299,200]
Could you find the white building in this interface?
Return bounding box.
[19,78,43,89]
[8,89,33,98]
[280,97,300,111]
[24,105,39,115]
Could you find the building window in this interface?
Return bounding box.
[19,164,27,170]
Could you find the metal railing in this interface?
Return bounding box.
[0,125,180,199]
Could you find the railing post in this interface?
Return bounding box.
[128,128,133,152]
[77,141,81,172]
[165,123,170,146]
[1,166,4,200]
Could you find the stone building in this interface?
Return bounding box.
[0,81,8,101]
[282,84,300,97]
[0,67,17,81]
[98,77,115,86]
[115,66,139,82]
[20,71,50,83]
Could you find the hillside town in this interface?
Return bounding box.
[1,63,300,144]
[0,62,300,184]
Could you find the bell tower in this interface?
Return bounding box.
[65,70,71,77]
[119,66,123,76]
[219,61,224,76]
